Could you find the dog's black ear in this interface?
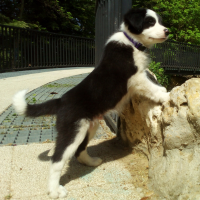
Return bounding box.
[124,8,147,34]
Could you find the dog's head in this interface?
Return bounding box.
[123,8,169,47]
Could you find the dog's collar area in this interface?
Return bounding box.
[123,32,147,51]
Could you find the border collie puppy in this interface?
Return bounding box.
[13,8,170,199]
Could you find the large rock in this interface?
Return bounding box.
[119,78,200,200]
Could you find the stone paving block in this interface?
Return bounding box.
[2,137,16,144]
[0,118,5,124]
[1,122,11,126]
[40,135,52,142]
[0,134,5,142]
[11,121,23,125]
[7,128,19,132]
[29,130,41,136]
[14,117,24,121]
[28,136,41,143]
[15,136,28,144]
[21,122,32,126]
[28,135,41,139]
[18,132,29,137]
[0,129,7,134]
[41,130,52,135]
[15,116,25,121]
[14,127,29,132]
[5,132,18,137]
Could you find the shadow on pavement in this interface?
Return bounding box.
[37,137,131,186]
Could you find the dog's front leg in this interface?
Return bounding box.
[129,72,170,104]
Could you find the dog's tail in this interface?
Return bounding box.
[13,90,61,117]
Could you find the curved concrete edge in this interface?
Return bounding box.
[0,67,94,114]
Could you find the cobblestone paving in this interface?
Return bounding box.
[0,73,111,146]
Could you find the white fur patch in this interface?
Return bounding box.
[106,32,132,46]
[77,150,102,167]
[128,72,169,103]
[48,119,90,199]
[133,50,150,72]
[146,9,158,20]
[12,89,28,115]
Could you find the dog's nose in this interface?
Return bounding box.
[164,29,170,36]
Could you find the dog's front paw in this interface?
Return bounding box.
[158,92,170,103]
[48,185,68,199]
[159,86,167,93]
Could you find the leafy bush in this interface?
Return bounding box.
[149,61,170,88]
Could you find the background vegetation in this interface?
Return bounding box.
[1,0,200,43]
[0,0,96,38]
[149,61,170,88]
[132,0,200,44]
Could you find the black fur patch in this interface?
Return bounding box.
[124,8,147,34]
[26,99,61,117]
[143,16,156,29]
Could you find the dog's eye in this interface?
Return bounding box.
[144,17,156,27]
[148,20,155,25]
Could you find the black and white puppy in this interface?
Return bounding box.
[13,8,170,199]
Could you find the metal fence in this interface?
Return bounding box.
[0,25,95,72]
[151,40,200,75]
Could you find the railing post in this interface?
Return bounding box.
[95,0,132,133]
[95,0,132,67]
[121,0,132,17]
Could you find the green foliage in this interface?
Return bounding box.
[2,19,29,29]
[0,13,10,23]
[149,61,170,87]
[132,0,200,44]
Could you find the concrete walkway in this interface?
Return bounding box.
[0,67,152,200]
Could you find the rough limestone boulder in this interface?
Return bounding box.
[119,78,200,200]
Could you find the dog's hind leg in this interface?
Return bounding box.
[48,119,90,199]
[75,119,102,167]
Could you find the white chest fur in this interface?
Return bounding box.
[127,49,151,95]
[133,49,150,72]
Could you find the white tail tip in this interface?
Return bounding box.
[13,90,28,115]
